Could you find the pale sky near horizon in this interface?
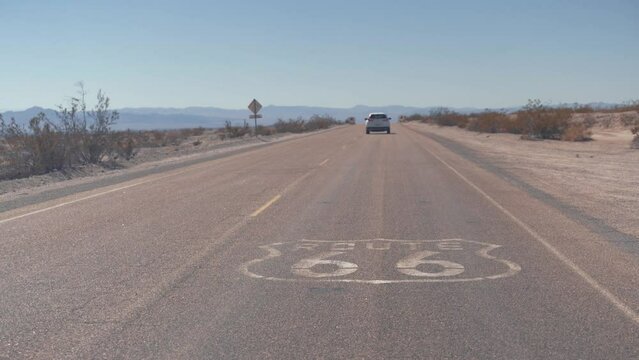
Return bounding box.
[1,0,638,110]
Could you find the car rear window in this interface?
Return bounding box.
[370,114,387,119]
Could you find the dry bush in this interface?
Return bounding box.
[620,113,639,126]
[561,123,592,142]
[0,86,127,180]
[136,128,206,147]
[223,120,251,138]
[0,113,67,179]
[429,108,468,128]
[571,104,595,113]
[615,100,639,113]
[582,114,597,128]
[162,130,182,146]
[305,115,339,131]
[272,115,340,134]
[517,99,572,140]
[401,113,429,123]
[274,118,306,133]
[180,127,205,138]
[632,126,639,149]
[112,131,139,161]
[255,125,276,136]
[466,111,522,134]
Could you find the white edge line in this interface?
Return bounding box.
[412,131,639,325]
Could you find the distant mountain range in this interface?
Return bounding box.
[1,103,622,130]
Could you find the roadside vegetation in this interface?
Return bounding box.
[1,90,348,181]
[0,84,127,180]
[218,115,345,139]
[400,99,639,146]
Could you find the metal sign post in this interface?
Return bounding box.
[248,99,263,136]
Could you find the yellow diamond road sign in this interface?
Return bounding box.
[248,99,262,114]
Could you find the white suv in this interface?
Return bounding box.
[365,113,391,134]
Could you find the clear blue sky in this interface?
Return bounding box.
[1,0,637,110]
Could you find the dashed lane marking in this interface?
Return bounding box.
[250,195,282,217]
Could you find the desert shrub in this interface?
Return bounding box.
[0,86,128,179]
[429,108,468,128]
[617,100,639,112]
[81,90,119,164]
[272,115,339,134]
[620,113,639,126]
[0,113,67,179]
[561,123,592,141]
[632,126,639,149]
[402,113,430,123]
[274,118,306,133]
[162,130,182,146]
[180,127,205,138]
[223,120,251,138]
[572,104,595,113]
[466,111,522,134]
[305,115,339,131]
[517,99,572,140]
[582,114,597,128]
[255,125,276,136]
[136,129,190,147]
[113,131,139,160]
[149,130,165,145]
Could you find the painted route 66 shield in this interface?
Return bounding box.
[241,239,521,284]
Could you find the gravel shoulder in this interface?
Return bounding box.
[405,122,639,239]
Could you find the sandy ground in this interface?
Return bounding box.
[407,121,639,238]
[0,129,336,204]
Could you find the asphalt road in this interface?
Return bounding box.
[1,124,638,359]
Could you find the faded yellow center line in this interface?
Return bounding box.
[319,158,330,166]
[250,194,282,217]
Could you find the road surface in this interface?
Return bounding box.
[1,124,638,359]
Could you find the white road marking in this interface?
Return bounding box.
[0,127,344,225]
[250,194,282,217]
[366,241,391,250]
[396,250,465,277]
[291,251,358,278]
[319,158,330,166]
[329,242,355,251]
[411,130,639,325]
[437,241,464,251]
[0,171,183,225]
[240,239,521,283]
